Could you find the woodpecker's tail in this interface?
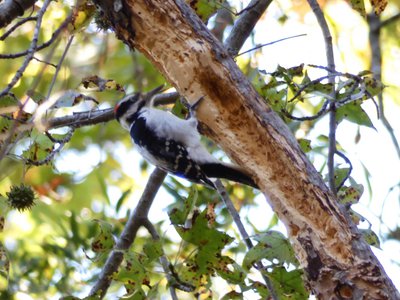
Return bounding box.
[200,163,258,189]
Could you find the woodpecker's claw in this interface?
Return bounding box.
[182,96,205,119]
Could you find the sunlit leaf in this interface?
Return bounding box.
[268,267,308,299]
[187,0,223,22]
[116,188,132,213]
[349,0,366,17]
[81,75,125,92]
[214,255,246,285]
[247,280,270,298]
[51,90,97,108]
[333,167,350,189]
[22,130,54,163]
[370,0,387,14]
[348,209,365,225]
[143,239,163,264]
[220,291,243,300]
[360,228,380,248]
[97,173,111,205]
[336,102,374,128]
[338,183,364,206]
[69,2,96,33]
[168,187,197,225]
[363,77,385,98]
[91,220,115,253]
[298,139,312,153]
[243,231,298,271]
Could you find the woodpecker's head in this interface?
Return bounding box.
[114,93,143,130]
[114,85,164,130]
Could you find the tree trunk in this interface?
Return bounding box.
[93,0,399,298]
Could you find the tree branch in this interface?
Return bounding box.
[89,168,167,298]
[368,13,400,159]
[215,179,278,300]
[0,16,37,40]
[306,0,337,194]
[224,0,272,56]
[0,0,37,29]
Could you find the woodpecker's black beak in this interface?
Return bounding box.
[144,85,165,102]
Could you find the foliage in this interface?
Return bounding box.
[0,0,398,299]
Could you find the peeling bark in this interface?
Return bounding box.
[93,0,399,298]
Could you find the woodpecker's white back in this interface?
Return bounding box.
[115,89,257,189]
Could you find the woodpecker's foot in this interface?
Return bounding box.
[183,96,205,119]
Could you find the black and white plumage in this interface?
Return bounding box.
[114,87,257,189]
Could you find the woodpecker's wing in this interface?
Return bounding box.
[130,114,216,188]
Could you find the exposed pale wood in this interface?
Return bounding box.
[93,0,399,298]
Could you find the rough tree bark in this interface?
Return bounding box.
[93,0,399,299]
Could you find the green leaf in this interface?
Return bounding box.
[334,168,350,189]
[249,280,270,298]
[187,0,223,22]
[268,267,308,299]
[116,252,150,297]
[220,291,243,300]
[97,172,111,205]
[143,239,163,263]
[215,256,246,284]
[91,220,115,253]
[0,94,19,109]
[69,211,82,246]
[298,139,312,153]
[267,214,279,230]
[338,183,364,206]
[22,130,54,162]
[349,0,366,17]
[336,102,374,128]
[243,231,298,271]
[360,228,380,249]
[168,187,197,225]
[175,209,234,276]
[116,188,132,213]
[363,76,385,98]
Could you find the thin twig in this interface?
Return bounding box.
[334,151,353,191]
[282,100,329,121]
[47,35,74,99]
[0,0,52,99]
[214,180,278,300]
[306,0,337,195]
[89,168,167,299]
[379,12,400,28]
[0,16,37,40]
[237,34,307,57]
[0,12,73,59]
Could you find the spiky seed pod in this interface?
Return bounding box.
[6,184,36,212]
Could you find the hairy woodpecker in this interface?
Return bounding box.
[114,87,257,189]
